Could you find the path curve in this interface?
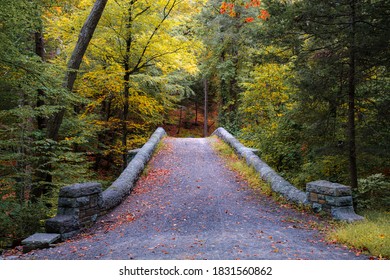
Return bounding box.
[15,137,367,260]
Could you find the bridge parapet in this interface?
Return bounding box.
[212,127,308,206]
[41,127,166,242]
[212,127,363,222]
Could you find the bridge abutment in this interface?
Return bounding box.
[306,180,363,222]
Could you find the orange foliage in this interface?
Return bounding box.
[245,0,261,9]
[220,2,236,17]
[259,9,270,21]
[220,1,270,22]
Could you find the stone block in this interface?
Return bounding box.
[59,182,102,198]
[325,195,353,207]
[76,196,90,207]
[45,215,80,234]
[57,207,80,217]
[322,204,331,212]
[22,233,61,253]
[58,197,77,208]
[127,148,141,163]
[331,206,364,222]
[306,180,352,196]
[246,148,260,156]
[79,214,98,226]
[90,195,99,207]
[58,196,91,208]
[318,199,326,205]
[309,192,318,202]
[60,230,80,241]
[312,203,322,213]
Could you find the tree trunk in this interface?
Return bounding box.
[32,29,53,201]
[31,0,107,201]
[122,50,131,171]
[195,100,198,124]
[35,31,46,130]
[46,0,108,141]
[177,106,183,135]
[204,79,209,137]
[348,0,358,192]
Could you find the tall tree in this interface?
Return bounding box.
[47,0,108,142]
[260,0,390,189]
[47,0,204,170]
[198,0,270,132]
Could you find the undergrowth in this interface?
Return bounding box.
[327,211,390,259]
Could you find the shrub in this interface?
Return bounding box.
[355,174,390,211]
[0,196,47,248]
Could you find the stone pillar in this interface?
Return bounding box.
[306,180,364,222]
[45,182,103,239]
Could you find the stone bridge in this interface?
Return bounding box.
[21,127,363,255]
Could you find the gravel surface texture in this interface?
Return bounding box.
[8,137,368,260]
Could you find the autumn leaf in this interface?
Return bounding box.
[259,9,270,21]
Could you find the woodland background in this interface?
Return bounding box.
[0,0,389,252]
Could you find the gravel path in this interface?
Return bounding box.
[13,137,367,260]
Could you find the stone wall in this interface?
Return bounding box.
[212,127,363,222]
[101,127,166,213]
[306,180,363,222]
[212,127,308,205]
[44,127,166,240]
[45,182,103,239]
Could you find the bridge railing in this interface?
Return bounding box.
[44,127,167,241]
[212,127,363,223]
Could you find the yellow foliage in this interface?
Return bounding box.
[239,56,296,137]
[43,0,205,164]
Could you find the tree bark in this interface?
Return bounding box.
[35,31,46,130]
[32,29,53,201]
[204,79,209,137]
[122,4,133,171]
[46,0,108,141]
[177,106,183,135]
[348,0,358,192]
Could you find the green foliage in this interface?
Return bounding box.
[198,0,258,130]
[355,174,390,211]
[0,0,102,247]
[0,186,47,247]
[292,155,349,190]
[233,0,390,197]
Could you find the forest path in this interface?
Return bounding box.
[20,137,366,260]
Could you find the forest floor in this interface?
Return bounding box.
[5,137,369,260]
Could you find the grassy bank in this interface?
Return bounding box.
[209,136,272,196]
[327,211,390,259]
